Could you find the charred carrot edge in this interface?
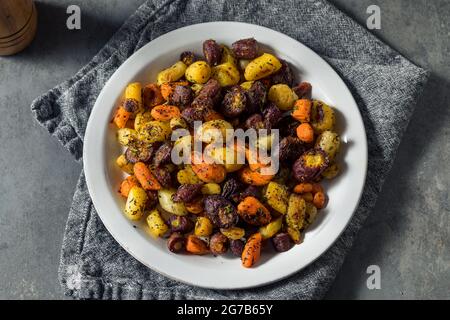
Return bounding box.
[186,235,209,255]
[292,99,311,123]
[119,176,139,197]
[143,83,164,108]
[296,123,314,143]
[150,105,181,121]
[242,233,262,268]
[133,162,161,190]
[113,106,131,128]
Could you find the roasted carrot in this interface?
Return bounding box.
[241,233,262,268]
[160,83,173,100]
[133,162,161,190]
[292,99,311,123]
[237,196,272,226]
[143,83,164,108]
[242,148,275,184]
[186,235,209,255]
[296,123,314,143]
[113,106,132,129]
[191,152,226,183]
[245,148,272,172]
[191,162,226,184]
[245,148,258,171]
[313,191,327,209]
[293,182,313,194]
[239,166,274,186]
[150,105,181,121]
[119,176,140,197]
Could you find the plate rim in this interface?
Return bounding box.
[83,21,368,290]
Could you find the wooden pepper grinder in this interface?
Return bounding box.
[0,0,37,56]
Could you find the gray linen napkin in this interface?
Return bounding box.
[31,0,428,299]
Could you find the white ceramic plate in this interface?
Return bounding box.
[84,22,367,289]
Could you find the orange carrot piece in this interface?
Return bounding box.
[313,191,327,209]
[191,162,226,184]
[237,196,272,226]
[133,162,161,190]
[113,106,131,128]
[245,149,260,172]
[119,176,139,197]
[239,166,274,186]
[242,233,262,268]
[191,152,226,183]
[160,83,173,101]
[292,99,311,123]
[296,123,314,143]
[245,148,272,172]
[150,105,181,121]
[186,235,209,255]
[293,183,313,194]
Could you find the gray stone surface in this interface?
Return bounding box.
[0,0,448,299]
